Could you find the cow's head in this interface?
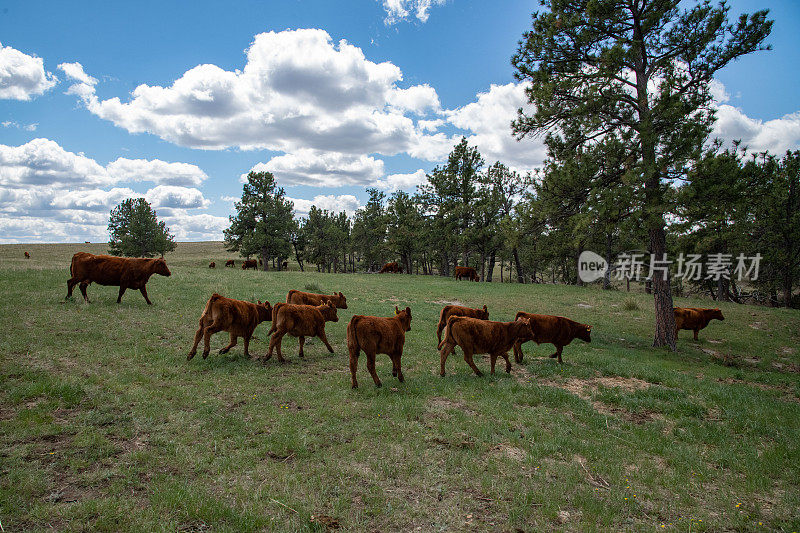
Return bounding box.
[257,300,273,322]
[322,300,339,322]
[578,324,592,343]
[710,308,725,321]
[334,291,347,309]
[515,317,535,343]
[154,258,171,276]
[478,305,489,320]
[395,306,412,331]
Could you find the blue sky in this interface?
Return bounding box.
[1,0,798,243]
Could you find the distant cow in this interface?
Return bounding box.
[24,251,30,259]
[347,306,412,388]
[286,289,347,309]
[258,258,263,267]
[454,266,479,281]
[264,301,339,362]
[438,316,534,376]
[674,307,724,341]
[282,261,288,270]
[188,294,272,360]
[436,304,488,344]
[66,252,171,304]
[209,262,216,268]
[225,260,235,267]
[242,259,258,270]
[513,312,592,364]
[379,262,402,274]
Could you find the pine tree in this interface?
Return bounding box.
[107,198,176,257]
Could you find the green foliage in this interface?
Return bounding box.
[107,197,176,257]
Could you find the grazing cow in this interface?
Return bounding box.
[674,307,724,341]
[286,289,348,309]
[188,294,272,360]
[242,259,258,270]
[379,262,402,274]
[282,261,288,270]
[264,301,339,362]
[454,266,479,281]
[208,262,216,268]
[513,312,592,364]
[436,304,488,344]
[438,316,534,376]
[24,251,30,259]
[225,260,235,267]
[258,258,263,267]
[84,241,91,244]
[65,252,171,304]
[347,306,412,388]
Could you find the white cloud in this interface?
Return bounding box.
[2,120,38,131]
[0,42,58,100]
[106,157,208,186]
[247,150,385,187]
[371,168,427,192]
[288,194,361,217]
[145,185,209,209]
[712,105,800,155]
[159,211,229,240]
[382,0,446,24]
[57,62,97,86]
[0,138,113,188]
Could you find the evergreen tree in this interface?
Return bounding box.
[107,198,176,257]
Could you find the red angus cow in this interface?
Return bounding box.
[188,294,272,360]
[225,260,235,267]
[242,259,258,270]
[209,262,216,268]
[379,262,402,273]
[674,307,724,341]
[347,306,412,388]
[264,301,339,362]
[66,252,171,304]
[24,251,30,259]
[513,312,592,364]
[438,316,534,376]
[454,266,479,281]
[286,289,347,309]
[436,304,488,344]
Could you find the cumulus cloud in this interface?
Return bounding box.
[145,185,209,209]
[57,61,97,86]
[0,42,58,100]
[382,0,446,24]
[371,168,427,192]
[288,194,361,217]
[712,105,800,155]
[106,157,208,186]
[0,138,113,188]
[246,150,385,187]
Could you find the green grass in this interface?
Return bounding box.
[1,242,799,531]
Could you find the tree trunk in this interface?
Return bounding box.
[486,251,496,282]
[512,247,524,284]
[261,247,269,271]
[649,226,677,349]
[603,233,613,290]
[783,276,793,308]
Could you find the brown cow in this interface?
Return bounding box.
[24,251,30,259]
[438,316,534,376]
[264,301,339,362]
[225,259,235,267]
[379,262,402,273]
[188,294,272,360]
[208,262,216,268]
[454,266,479,281]
[286,289,347,309]
[242,259,258,270]
[66,252,171,304]
[436,304,488,344]
[513,312,592,364]
[258,258,263,267]
[347,306,412,388]
[674,307,724,341]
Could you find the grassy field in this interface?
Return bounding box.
[1,242,799,532]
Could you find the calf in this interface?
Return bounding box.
[242,259,258,270]
[24,251,30,259]
[454,266,479,281]
[436,304,488,344]
[674,307,724,341]
[379,262,402,274]
[438,316,534,376]
[66,252,171,304]
[286,289,347,309]
[188,294,272,360]
[347,306,412,388]
[264,301,339,362]
[225,259,235,267]
[513,312,592,364]
[209,262,216,268]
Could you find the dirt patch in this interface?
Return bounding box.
[780,346,795,356]
[428,299,464,307]
[716,378,800,403]
[265,450,296,462]
[490,443,526,461]
[772,361,800,374]
[427,396,470,413]
[543,377,658,424]
[576,303,593,309]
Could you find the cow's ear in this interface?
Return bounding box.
[395,306,400,314]
[339,292,343,297]
[406,307,411,315]
[587,325,592,331]
[483,305,487,311]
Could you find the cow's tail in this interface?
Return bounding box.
[203,293,221,316]
[514,311,525,321]
[266,303,283,335]
[437,316,458,350]
[347,316,362,356]
[286,290,296,303]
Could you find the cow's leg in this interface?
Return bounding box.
[188,320,206,360]
[202,322,224,359]
[242,334,251,359]
[219,333,237,354]
[463,348,483,377]
[366,352,381,387]
[139,286,152,305]
[66,278,78,299]
[79,281,90,303]
[490,352,498,374]
[392,351,405,383]
[439,343,453,376]
[502,351,512,373]
[349,346,360,389]
[436,320,445,344]
[317,329,335,353]
[298,336,305,358]
[513,340,524,364]
[693,329,699,341]
[117,285,127,303]
[549,345,564,364]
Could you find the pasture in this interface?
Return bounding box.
[1,242,799,531]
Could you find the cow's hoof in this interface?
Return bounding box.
[375,382,382,388]
[398,375,405,383]
[219,348,229,354]
[187,353,195,361]
[202,351,209,359]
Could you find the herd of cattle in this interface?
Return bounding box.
[62,252,726,388]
